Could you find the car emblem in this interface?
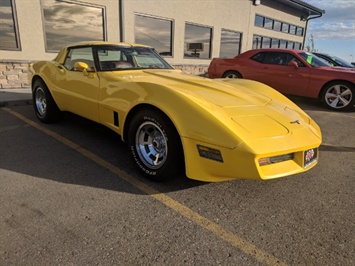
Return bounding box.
[290,120,300,124]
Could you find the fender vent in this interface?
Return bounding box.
[113,111,119,127]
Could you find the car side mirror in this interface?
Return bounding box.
[74,62,89,75]
[288,61,298,69]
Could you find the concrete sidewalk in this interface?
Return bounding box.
[0,88,32,107]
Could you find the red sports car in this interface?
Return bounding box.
[208,49,355,111]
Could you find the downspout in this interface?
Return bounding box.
[287,0,325,49]
[119,0,124,42]
[302,13,323,49]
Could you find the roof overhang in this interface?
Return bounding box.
[273,0,325,19]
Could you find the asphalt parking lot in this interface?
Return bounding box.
[1,98,354,266]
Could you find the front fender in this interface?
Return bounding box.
[98,78,242,149]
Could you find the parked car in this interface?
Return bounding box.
[312,52,354,69]
[28,42,321,182]
[208,48,355,111]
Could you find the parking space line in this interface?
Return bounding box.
[3,107,287,266]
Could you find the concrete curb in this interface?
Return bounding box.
[0,88,33,107]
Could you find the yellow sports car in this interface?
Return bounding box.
[28,41,322,182]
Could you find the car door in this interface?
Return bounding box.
[256,52,311,96]
[53,46,101,122]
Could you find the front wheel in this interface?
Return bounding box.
[33,79,62,123]
[321,81,354,111]
[128,109,183,181]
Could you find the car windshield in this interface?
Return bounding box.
[327,54,354,68]
[298,52,331,67]
[97,46,173,71]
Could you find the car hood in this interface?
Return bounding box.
[120,70,318,140]
[138,69,273,107]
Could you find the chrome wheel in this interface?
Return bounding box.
[129,109,183,181]
[135,121,168,169]
[32,79,62,123]
[35,86,46,118]
[225,73,239,78]
[324,83,353,110]
[222,71,242,79]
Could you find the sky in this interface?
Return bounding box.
[305,0,355,63]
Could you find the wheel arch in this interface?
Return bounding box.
[123,103,186,174]
[123,103,182,146]
[222,70,243,78]
[31,75,45,91]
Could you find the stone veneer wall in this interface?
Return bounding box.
[0,61,30,89]
[0,61,209,89]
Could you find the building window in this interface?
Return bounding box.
[253,35,301,50]
[289,25,296,35]
[184,23,212,59]
[262,37,271,48]
[271,38,279,48]
[220,29,242,58]
[255,15,304,37]
[279,39,287,48]
[264,18,273,30]
[41,0,106,52]
[253,35,262,49]
[135,14,173,57]
[296,27,304,36]
[281,23,290,33]
[254,15,264,27]
[0,0,21,50]
[294,42,302,49]
[273,20,282,32]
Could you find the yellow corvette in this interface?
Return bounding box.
[28,41,322,182]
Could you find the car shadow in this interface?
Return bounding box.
[286,95,355,113]
[0,107,210,195]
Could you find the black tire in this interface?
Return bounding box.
[321,81,355,111]
[222,71,242,79]
[128,109,183,181]
[32,79,63,123]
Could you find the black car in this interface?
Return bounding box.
[313,52,354,68]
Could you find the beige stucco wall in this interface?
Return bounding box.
[123,0,306,66]
[0,0,120,62]
[123,0,254,66]
[0,0,308,88]
[249,0,307,45]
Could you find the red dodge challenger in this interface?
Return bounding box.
[208,49,355,111]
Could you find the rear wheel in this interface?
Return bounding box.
[321,81,354,111]
[33,79,62,123]
[128,109,183,181]
[222,71,242,79]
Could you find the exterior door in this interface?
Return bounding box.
[53,46,101,122]
[256,52,311,96]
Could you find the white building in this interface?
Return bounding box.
[0,0,324,88]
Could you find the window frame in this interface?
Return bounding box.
[134,13,174,58]
[63,46,96,71]
[0,0,21,51]
[40,0,107,53]
[253,35,302,50]
[184,22,213,59]
[219,28,242,58]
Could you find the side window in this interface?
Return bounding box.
[64,47,95,71]
[286,54,306,67]
[251,52,266,63]
[264,52,287,65]
[97,48,132,70]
